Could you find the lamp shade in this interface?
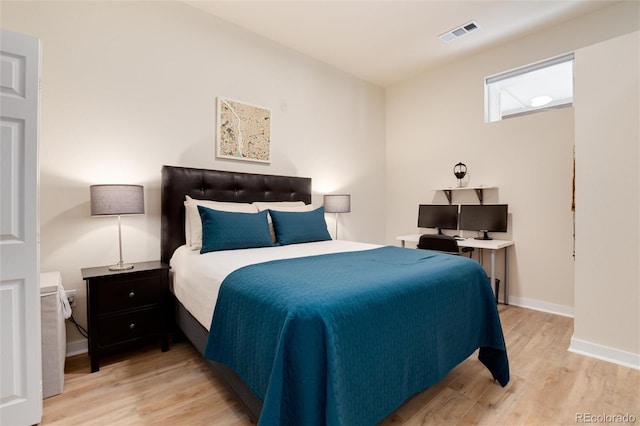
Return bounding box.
[90,185,145,216]
[323,194,351,213]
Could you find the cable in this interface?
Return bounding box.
[69,314,88,339]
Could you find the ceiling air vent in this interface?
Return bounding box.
[439,21,480,42]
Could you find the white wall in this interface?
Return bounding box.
[386,2,639,316]
[1,1,386,346]
[573,31,639,367]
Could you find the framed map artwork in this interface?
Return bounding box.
[216,97,271,163]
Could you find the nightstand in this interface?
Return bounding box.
[81,261,170,372]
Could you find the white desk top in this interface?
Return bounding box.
[396,234,514,250]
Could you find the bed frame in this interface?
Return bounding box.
[160,165,312,422]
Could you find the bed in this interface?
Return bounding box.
[160,165,509,425]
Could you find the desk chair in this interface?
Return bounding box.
[418,235,501,304]
[417,234,474,258]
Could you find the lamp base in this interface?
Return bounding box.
[108,263,134,271]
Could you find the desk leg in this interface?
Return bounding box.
[504,247,509,305]
[490,249,496,303]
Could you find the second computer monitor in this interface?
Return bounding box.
[418,204,458,234]
[459,204,508,240]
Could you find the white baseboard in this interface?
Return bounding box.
[66,339,88,357]
[569,337,640,370]
[504,295,574,318]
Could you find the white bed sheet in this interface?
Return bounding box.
[170,240,380,330]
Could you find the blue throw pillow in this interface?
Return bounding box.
[198,206,274,253]
[269,206,332,245]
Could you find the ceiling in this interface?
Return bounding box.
[184,0,614,87]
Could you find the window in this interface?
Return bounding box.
[485,53,574,122]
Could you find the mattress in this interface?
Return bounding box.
[170,240,379,330]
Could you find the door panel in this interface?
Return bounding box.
[1,117,25,243]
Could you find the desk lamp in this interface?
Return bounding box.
[90,184,144,271]
[323,194,351,240]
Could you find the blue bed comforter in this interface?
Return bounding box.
[204,246,509,425]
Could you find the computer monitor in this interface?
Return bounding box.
[459,204,508,240]
[417,204,458,234]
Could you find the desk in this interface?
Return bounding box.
[397,234,514,304]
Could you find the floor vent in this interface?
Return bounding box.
[439,21,480,42]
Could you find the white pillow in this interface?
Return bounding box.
[252,201,307,212]
[184,204,192,247]
[185,195,258,250]
[252,201,314,243]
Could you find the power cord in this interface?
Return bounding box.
[69,314,88,339]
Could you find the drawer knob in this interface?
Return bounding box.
[129,291,135,298]
[129,323,136,330]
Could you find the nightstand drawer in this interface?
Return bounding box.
[98,307,162,347]
[96,275,164,314]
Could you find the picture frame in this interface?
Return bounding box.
[216,97,271,163]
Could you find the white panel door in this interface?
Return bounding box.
[0,29,42,425]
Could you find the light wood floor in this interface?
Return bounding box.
[42,305,639,425]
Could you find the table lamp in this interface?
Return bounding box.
[323,194,351,239]
[90,184,145,271]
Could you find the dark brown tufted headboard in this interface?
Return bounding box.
[160,165,312,263]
